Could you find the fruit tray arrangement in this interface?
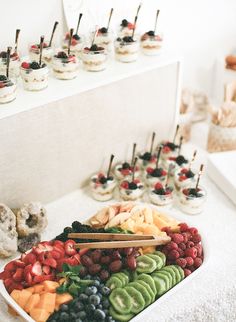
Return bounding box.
[0,203,205,322]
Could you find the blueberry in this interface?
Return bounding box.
[99,176,107,184]
[99,27,108,34]
[30,61,41,69]
[75,319,82,322]
[69,312,77,319]
[140,152,151,161]
[73,34,81,40]
[122,162,130,169]
[154,188,165,195]
[94,309,106,320]
[152,168,162,177]
[101,286,110,296]
[128,182,137,190]
[121,19,128,27]
[59,312,70,320]
[92,280,100,287]
[85,303,96,312]
[147,30,155,36]
[57,51,68,59]
[123,36,134,43]
[77,311,87,319]
[90,44,98,52]
[102,299,110,308]
[97,304,103,309]
[97,293,103,299]
[175,155,187,166]
[84,274,92,280]
[0,75,7,81]
[60,304,69,311]
[89,294,101,306]
[85,286,97,296]
[116,37,122,42]
[78,293,88,302]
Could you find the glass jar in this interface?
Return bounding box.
[82,48,107,72]
[52,54,79,80]
[140,33,163,56]
[29,41,54,65]
[90,173,116,201]
[62,34,84,58]
[114,38,139,63]
[0,76,17,103]
[178,186,207,215]
[20,63,49,91]
[0,51,20,78]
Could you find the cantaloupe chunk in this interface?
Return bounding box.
[37,292,56,313]
[25,293,40,313]
[43,280,59,293]
[55,293,73,306]
[7,305,19,316]
[10,289,21,304]
[30,308,50,322]
[25,287,35,293]
[17,289,32,309]
[34,284,44,293]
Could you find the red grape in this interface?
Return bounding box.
[91,250,102,263]
[112,250,122,260]
[123,247,134,256]
[109,260,122,273]
[80,255,93,267]
[89,264,102,275]
[100,269,110,281]
[126,255,136,271]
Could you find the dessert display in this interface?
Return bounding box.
[139,132,157,169]
[21,36,49,91]
[145,146,167,186]
[62,14,84,57]
[92,8,114,51]
[0,29,21,78]
[174,150,197,190]
[82,29,107,72]
[161,125,180,160]
[0,47,17,104]
[52,29,79,80]
[90,154,117,201]
[29,22,58,64]
[0,203,204,322]
[178,165,206,214]
[114,143,141,180]
[140,10,163,55]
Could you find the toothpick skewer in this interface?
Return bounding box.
[195,164,204,190]
[107,154,115,178]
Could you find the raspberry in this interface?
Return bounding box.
[178,242,186,250]
[185,247,197,259]
[161,226,172,234]
[188,227,198,235]
[179,175,186,181]
[163,146,171,153]
[146,167,153,174]
[155,182,163,190]
[176,258,187,268]
[191,233,202,243]
[172,233,184,244]
[186,241,194,248]
[195,244,203,257]
[185,257,194,266]
[168,249,180,260]
[180,168,188,174]
[133,179,140,184]
[177,248,184,257]
[21,62,30,69]
[120,181,129,189]
[179,223,189,232]
[194,257,203,268]
[182,232,191,243]
[184,268,191,277]
[166,241,178,251]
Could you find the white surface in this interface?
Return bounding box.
[208,151,236,205]
[0,53,180,120]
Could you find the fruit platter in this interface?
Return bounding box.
[0,203,206,322]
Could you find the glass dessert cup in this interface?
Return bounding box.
[0,76,17,104]
[149,183,173,206]
[82,47,107,72]
[164,155,189,177]
[52,53,79,80]
[115,38,139,63]
[91,29,113,52]
[114,162,141,180]
[138,151,157,170]
[160,141,179,161]
[0,51,20,78]
[178,186,207,215]
[29,41,54,65]
[20,62,49,91]
[118,19,135,37]
[174,168,197,190]
[145,167,167,187]
[62,33,84,57]
[140,32,163,56]
[119,179,145,201]
[90,173,116,201]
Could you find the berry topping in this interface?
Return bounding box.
[147,30,155,36]
[72,34,80,40]
[122,162,130,170]
[121,19,129,27]
[175,155,188,166]
[151,168,164,177]
[0,51,7,58]
[30,62,41,69]
[140,152,152,161]
[88,44,104,52]
[56,51,68,59]
[183,188,203,198]
[21,62,30,69]
[128,182,138,190]
[99,27,108,34]
[0,75,7,81]
[122,36,134,43]
[120,181,129,189]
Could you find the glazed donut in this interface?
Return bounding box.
[15,202,48,237]
[0,203,18,258]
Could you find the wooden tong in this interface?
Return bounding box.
[68,233,171,249]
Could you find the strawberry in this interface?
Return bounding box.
[133,179,140,184]
[0,270,11,280]
[14,260,26,268]
[12,268,24,282]
[181,168,188,174]
[24,264,32,277]
[120,169,130,176]
[31,261,42,276]
[25,272,33,285]
[42,265,51,275]
[23,253,37,265]
[38,252,46,263]
[48,250,62,260]
[53,246,65,257]
[42,258,57,269]
[31,45,38,49]
[161,169,167,176]
[21,62,30,69]
[179,175,187,182]
[8,283,23,294]
[79,248,89,256]
[63,257,77,266]
[128,22,134,29]
[71,38,77,46]
[0,82,5,88]
[64,240,76,256]
[73,254,81,264]
[53,240,64,248]
[163,146,171,153]
[33,274,54,284]
[146,167,154,174]
[4,278,13,289]
[4,261,16,272]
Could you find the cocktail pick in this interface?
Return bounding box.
[91,26,99,47]
[49,21,59,47]
[132,157,138,181]
[150,132,156,155]
[154,9,160,34]
[136,3,142,16]
[6,47,11,78]
[165,164,172,189]
[75,13,83,35]
[107,154,115,178]
[14,29,20,53]
[39,36,44,67]
[178,136,183,156]
[68,28,74,56]
[155,146,162,169]
[131,3,142,39]
[131,143,137,166]
[106,8,114,32]
[173,124,179,144]
[188,150,197,171]
[195,164,204,190]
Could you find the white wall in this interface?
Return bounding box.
[0,0,236,98]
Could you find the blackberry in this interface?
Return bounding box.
[166,142,177,150]
[63,226,73,234]
[186,170,194,178]
[147,30,155,36]
[107,176,113,181]
[140,152,151,161]
[73,34,81,40]
[122,162,130,169]
[154,188,165,195]
[57,51,68,59]
[0,75,7,81]
[151,168,162,177]
[121,19,128,27]
[99,27,108,34]
[175,155,188,166]
[90,44,98,51]
[123,36,134,43]
[116,37,122,42]
[30,62,40,69]
[0,51,7,58]
[129,182,137,190]
[188,188,202,198]
[99,176,107,184]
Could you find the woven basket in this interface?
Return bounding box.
[207,122,236,152]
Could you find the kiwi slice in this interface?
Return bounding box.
[125,286,145,313]
[152,272,170,290]
[136,280,155,303]
[146,254,164,270]
[113,272,129,286]
[151,275,167,297]
[128,282,152,306]
[158,270,173,289]
[137,273,157,295]
[136,255,157,274]
[106,276,123,290]
[154,251,166,266]
[161,267,177,285]
[109,288,132,314]
[174,265,185,280]
[166,265,182,283]
[109,306,134,322]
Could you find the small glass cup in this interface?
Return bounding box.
[0,51,20,78]
[145,167,167,187]
[140,32,163,56]
[174,168,197,190]
[119,179,145,201]
[20,63,49,91]
[178,186,207,215]
[62,33,84,58]
[114,162,141,181]
[52,53,79,80]
[149,186,173,206]
[114,38,139,63]
[82,47,107,72]
[0,76,17,104]
[29,41,54,65]
[90,173,116,201]
[160,141,179,161]
[138,151,157,170]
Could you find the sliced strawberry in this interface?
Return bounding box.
[4,261,16,272]
[20,253,27,261]
[63,257,77,266]
[33,274,54,283]
[42,265,51,275]
[8,283,23,294]
[25,272,33,285]
[146,167,154,174]
[23,252,37,265]
[73,254,81,264]
[14,260,26,268]
[24,264,33,277]
[53,240,64,248]
[42,258,57,269]
[31,261,42,276]
[120,181,129,189]
[79,248,89,256]
[49,250,62,260]
[12,268,24,282]
[32,246,43,256]
[53,246,65,257]
[179,175,187,182]
[4,278,13,289]
[64,240,76,256]
[0,270,11,280]
[38,251,46,263]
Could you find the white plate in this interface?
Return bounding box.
[0,205,209,322]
